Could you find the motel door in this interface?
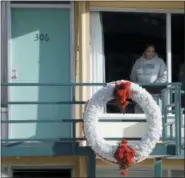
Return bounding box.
[8,8,72,139]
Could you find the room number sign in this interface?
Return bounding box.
[34,33,50,42]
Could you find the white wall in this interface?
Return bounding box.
[97,113,184,146]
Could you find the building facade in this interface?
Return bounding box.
[1,1,184,177]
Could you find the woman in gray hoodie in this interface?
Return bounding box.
[130,44,167,113]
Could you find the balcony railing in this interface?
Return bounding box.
[1,82,183,156]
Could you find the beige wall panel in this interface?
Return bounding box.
[74,2,90,143]
[96,158,184,169]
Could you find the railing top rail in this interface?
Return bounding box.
[1,118,147,123]
[1,82,182,87]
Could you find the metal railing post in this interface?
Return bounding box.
[174,84,182,155]
[154,158,163,178]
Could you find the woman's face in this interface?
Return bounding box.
[145,46,155,59]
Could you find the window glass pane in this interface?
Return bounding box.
[171,170,185,177]
[163,170,168,177]
[102,12,166,113]
[171,14,184,84]
[171,14,185,110]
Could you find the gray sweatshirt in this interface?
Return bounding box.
[130,55,167,83]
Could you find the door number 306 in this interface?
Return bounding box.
[34,33,50,42]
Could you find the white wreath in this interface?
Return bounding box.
[83,80,162,163]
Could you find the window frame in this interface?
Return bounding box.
[90,8,184,85]
[89,7,184,115]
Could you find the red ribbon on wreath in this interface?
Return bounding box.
[114,81,131,109]
[114,139,136,176]
[113,81,136,176]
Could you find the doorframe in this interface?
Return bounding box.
[90,7,184,86]
[6,2,75,137]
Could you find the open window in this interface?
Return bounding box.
[90,11,184,113]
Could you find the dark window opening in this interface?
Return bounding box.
[171,14,184,110]
[13,168,71,178]
[101,12,184,113]
[102,12,166,83]
[172,14,184,83]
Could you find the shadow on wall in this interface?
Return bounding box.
[124,123,147,139]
